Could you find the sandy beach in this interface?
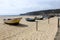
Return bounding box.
[0,16,58,40]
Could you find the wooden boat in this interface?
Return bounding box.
[35,16,43,20]
[4,18,22,25]
[26,18,35,22]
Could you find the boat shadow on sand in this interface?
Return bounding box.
[4,23,28,27]
[14,23,28,27]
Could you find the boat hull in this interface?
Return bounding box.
[4,22,19,25]
[4,18,22,25]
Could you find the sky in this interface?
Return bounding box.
[0,0,60,15]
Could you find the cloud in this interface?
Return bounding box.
[0,0,60,15]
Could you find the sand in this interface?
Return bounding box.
[0,16,58,40]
